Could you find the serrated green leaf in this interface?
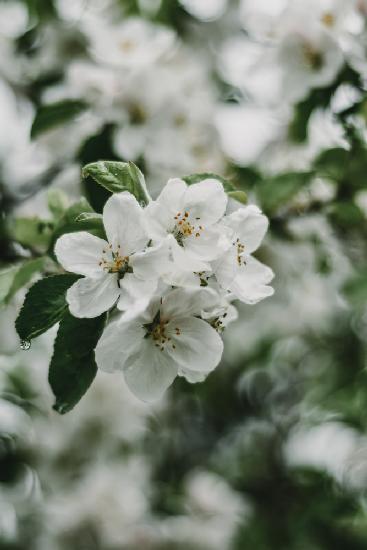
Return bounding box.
[31,100,88,139]
[74,211,106,236]
[49,311,106,414]
[15,274,80,342]
[182,172,247,205]
[82,160,150,206]
[48,199,106,258]
[0,257,45,306]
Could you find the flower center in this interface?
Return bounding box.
[99,244,131,278]
[302,43,323,71]
[321,12,335,27]
[143,310,178,352]
[211,312,228,333]
[173,211,204,246]
[233,238,246,266]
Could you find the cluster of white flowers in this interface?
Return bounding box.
[215,0,367,171]
[55,178,273,401]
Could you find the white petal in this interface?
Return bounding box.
[130,240,170,280]
[212,246,239,289]
[144,178,187,239]
[177,368,207,383]
[103,192,148,255]
[183,178,227,225]
[55,232,108,277]
[156,178,187,217]
[162,287,221,318]
[166,316,223,374]
[230,255,274,304]
[124,340,177,402]
[95,316,144,373]
[184,225,229,261]
[66,274,120,318]
[170,237,211,273]
[226,205,269,253]
[117,274,158,314]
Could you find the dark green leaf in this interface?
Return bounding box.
[256,172,313,212]
[31,99,88,139]
[82,160,150,205]
[313,148,349,181]
[182,172,247,204]
[0,257,45,306]
[49,311,106,414]
[15,274,80,342]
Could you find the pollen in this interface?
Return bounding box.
[172,211,204,246]
[99,246,130,275]
[235,238,246,266]
[321,12,335,27]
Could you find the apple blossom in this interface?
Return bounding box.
[145,177,229,273]
[95,287,224,401]
[55,192,168,318]
[213,206,274,304]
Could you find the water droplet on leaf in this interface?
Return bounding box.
[20,339,31,351]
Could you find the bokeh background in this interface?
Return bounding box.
[1,0,367,548]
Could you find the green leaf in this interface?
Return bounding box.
[49,311,106,414]
[0,265,19,304]
[9,217,54,250]
[0,258,45,306]
[15,274,80,342]
[313,148,349,181]
[182,172,247,204]
[31,100,88,139]
[47,188,69,220]
[74,212,105,236]
[256,172,313,212]
[343,269,367,307]
[82,160,150,206]
[48,198,106,258]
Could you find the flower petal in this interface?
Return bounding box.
[212,246,239,289]
[144,178,187,239]
[184,178,227,226]
[230,255,274,304]
[170,237,211,273]
[162,287,221,319]
[184,226,229,261]
[66,274,120,318]
[124,340,177,402]
[130,240,170,280]
[95,316,144,373]
[226,205,269,253]
[54,232,107,277]
[117,274,158,314]
[103,192,148,255]
[166,316,223,375]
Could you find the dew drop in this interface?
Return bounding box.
[20,339,31,351]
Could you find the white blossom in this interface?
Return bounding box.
[55,192,168,318]
[213,206,274,304]
[95,287,224,401]
[145,177,229,273]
